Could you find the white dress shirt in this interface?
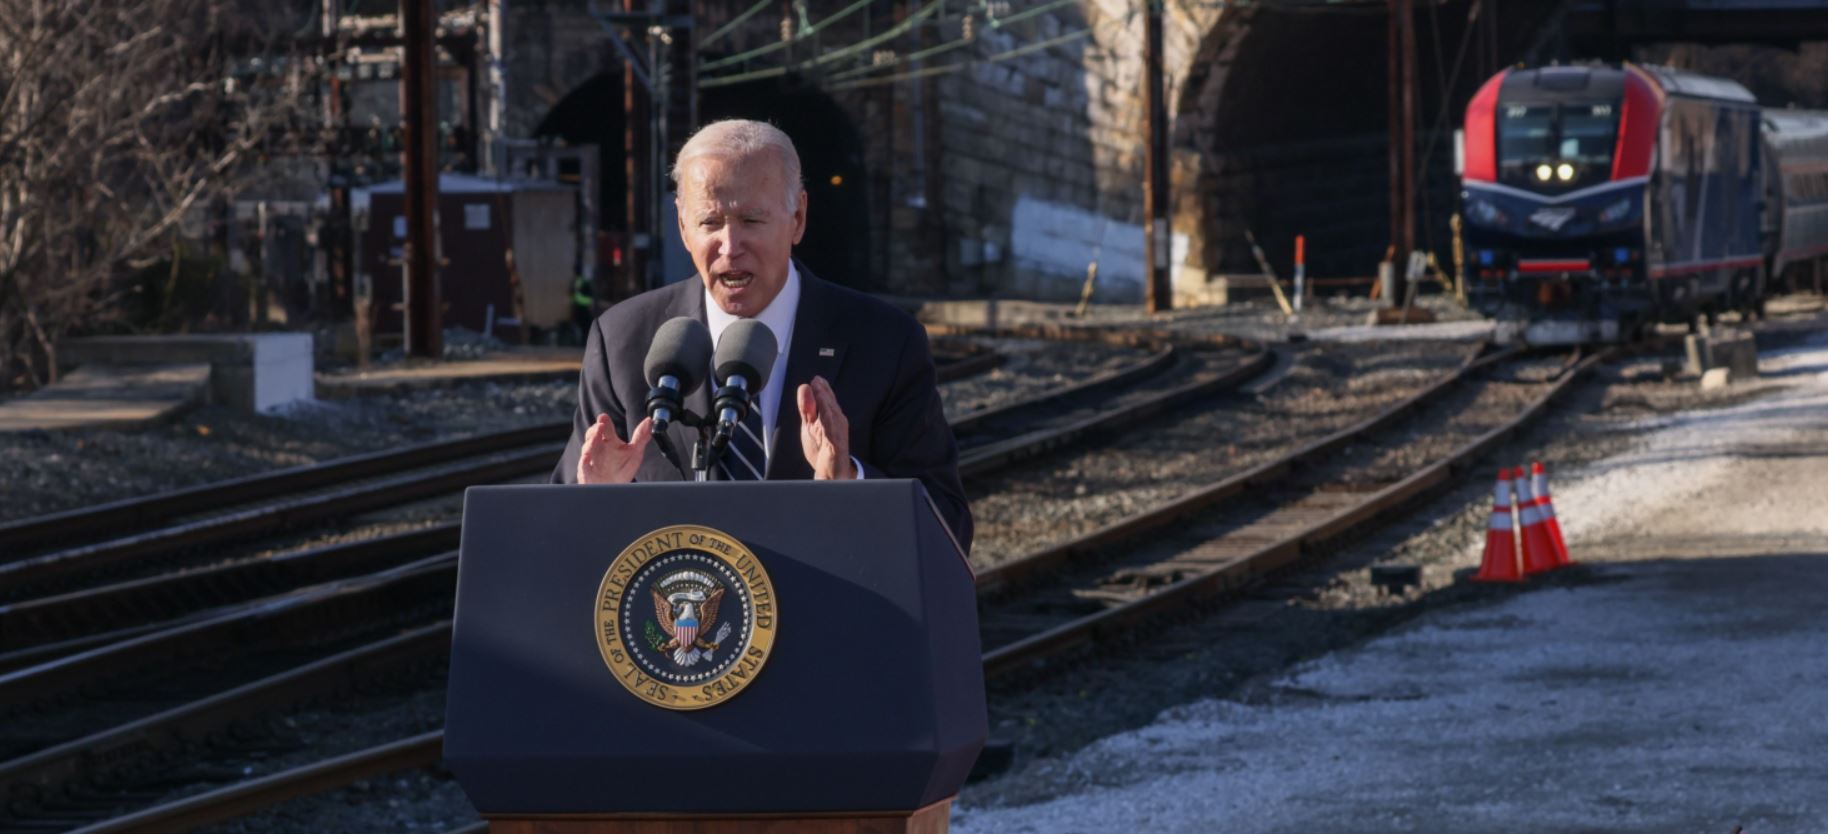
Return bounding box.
[703,263,863,478]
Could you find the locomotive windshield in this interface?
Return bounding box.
[1498,101,1618,190]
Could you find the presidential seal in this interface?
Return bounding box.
[595,525,778,710]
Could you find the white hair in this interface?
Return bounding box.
[670,119,804,214]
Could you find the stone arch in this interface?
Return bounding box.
[1171,2,1490,286]
[534,70,629,232]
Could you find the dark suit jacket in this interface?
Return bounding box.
[550,262,974,553]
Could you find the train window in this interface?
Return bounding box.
[1498,102,1618,190]
[1561,105,1619,168]
[1498,106,1556,175]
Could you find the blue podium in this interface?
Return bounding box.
[445,480,985,833]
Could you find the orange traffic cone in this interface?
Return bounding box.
[1515,466,1560,575]
[1473,468,1522,582]
[1531,460,1572,569]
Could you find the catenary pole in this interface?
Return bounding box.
[401,0,442,357]
[1143,0,1171,313]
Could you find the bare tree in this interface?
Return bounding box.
[0,0,316,388]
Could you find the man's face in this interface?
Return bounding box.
[675,152,807,317]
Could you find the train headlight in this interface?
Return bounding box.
[1535,164,1553,182]
[1555,163,1575,182]
[1599,197,1633,224]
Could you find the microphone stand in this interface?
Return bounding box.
[690,432,711,482]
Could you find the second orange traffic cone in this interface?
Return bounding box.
[1473,469,1522,582]
[1531,461,1572,569]
[1514,466,1560,575]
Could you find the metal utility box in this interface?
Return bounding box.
[359,174,578,339]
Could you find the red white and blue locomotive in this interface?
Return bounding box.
[1459,63,1828,344]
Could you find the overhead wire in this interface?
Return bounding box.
[826,27,1092,91]
[699,0,774,50]
[698,0,879,72]
[701,0,1166,97]
[807,0,947,66]
[1415,0,1482,260]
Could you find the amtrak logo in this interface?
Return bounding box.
[595,525,778,710]
[1529,207,1577,231]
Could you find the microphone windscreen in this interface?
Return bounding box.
[644,317,714,394]
[713,319,779,392]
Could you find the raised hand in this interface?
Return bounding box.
[797,375,854,480]
[577,414,653,484]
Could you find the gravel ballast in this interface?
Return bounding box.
[13,299,1828,833]
[954,330,1828,834]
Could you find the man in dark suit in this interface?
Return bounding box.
[551,119,972,552]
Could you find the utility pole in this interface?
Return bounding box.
[620,0,651,299]
[597,0,694,297]
[1143,0,1171,313]
[401,0,442,357]
[1386,0,1417,308]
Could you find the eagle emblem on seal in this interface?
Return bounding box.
[651,571,726,667]
[597,524,777,710]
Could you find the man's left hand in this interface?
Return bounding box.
[798,375,855,480]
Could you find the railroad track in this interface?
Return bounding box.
[0,336,1268,672]
[931,343,1006,382]
[55,304,1828,831]
[0,428,565,603]
[956,342,1271,477]
[978,346,1597,677]
[22,310,1824,832]
[2,337,1594,834]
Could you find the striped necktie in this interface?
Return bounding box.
[720,404,768,481]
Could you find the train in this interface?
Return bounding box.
[1458,63,1828,344]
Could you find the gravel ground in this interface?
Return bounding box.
[941,339,1151,421]
[928,294,1481,344]
[965,340,1478,568]
[955,321,1828,832]
[0,336,1141,528]
[977,350,1575,652]
[14,298,1826,832]
[169,671,451,833]
[0,380,576,524]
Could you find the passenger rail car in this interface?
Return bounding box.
[1460,64,1766,344]
[1763,108,1828,293]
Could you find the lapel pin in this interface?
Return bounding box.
[819,347,836,357]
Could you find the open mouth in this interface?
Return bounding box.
[715,271,753,290]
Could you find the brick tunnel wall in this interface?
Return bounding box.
[492,0,1518,303]
[496,0,1228,302]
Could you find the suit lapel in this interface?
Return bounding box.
[767,263,845,480]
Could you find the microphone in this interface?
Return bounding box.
[709,319,779,457]
[643,317,713,435]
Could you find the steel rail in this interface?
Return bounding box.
[0,344,1241,650]
[981,348,1607,679]
[925,320,1249,350]
[0,524,459,652]
[0,449,548,595]
[0,352,1172,645]
[949,344,1177,437]
[0,422,566,555]
[0,623,450,799]
[973,344,1509,596]
[0,554,455,711]
[62,731,445,834]
[932,348,1006,383]
[958,348,1274,479]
